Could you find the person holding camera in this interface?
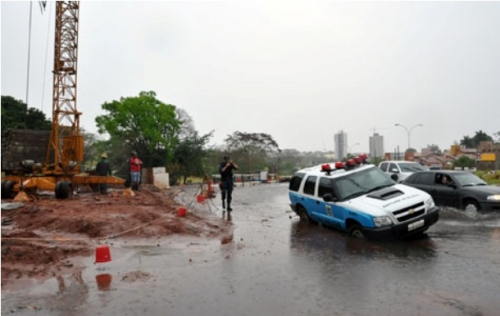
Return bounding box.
[219,156,239,211]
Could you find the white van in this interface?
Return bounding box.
[289,156,439,240]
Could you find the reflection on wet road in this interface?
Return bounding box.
[2,184,500,315]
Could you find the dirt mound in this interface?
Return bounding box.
[1,185,231,285]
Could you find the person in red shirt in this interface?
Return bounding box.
[129,151,143,191]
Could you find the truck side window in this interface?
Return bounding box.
[303,176,317,196]
[318,177,334,198]
[289,173,305,192]
[379,162,388,172]
[389,163,398,173]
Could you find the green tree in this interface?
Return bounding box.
[224,132,280,173]
[427,144,441,155]
[169,108,213,184]
[460,135,474,148]
[95,91,181,168]
[472,130,493,147]
[454,155,476,170]
[494,131,500,143]
[171,131,213,184]
[1,95,51,133]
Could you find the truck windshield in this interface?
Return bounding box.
[334,167,394,201]
[399,163,426,172]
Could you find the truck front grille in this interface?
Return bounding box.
[393,202,425,223]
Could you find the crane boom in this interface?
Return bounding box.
[45,1,83,174]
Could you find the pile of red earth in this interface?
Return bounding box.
[1,185,232,284]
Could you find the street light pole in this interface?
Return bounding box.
[395,123,423,150]
[349,143,360,155]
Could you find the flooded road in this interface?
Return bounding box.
[2,183,500,315]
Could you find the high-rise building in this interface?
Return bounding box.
[334,130,348,160]
[369,133,384,158]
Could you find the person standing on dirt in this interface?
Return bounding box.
[219,156,238,211]
[96,152,112,194]
[129,151,143,191]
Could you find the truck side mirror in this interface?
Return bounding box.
[323,193,338,202]
[390,174,399,182]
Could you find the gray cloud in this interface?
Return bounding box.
[2,1,499,154]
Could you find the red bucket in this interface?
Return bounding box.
[197,194,205,203]
[95,244,112,263]
[177,206,187,217]
[96,273,112,291]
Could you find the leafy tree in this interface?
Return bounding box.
[454,155,476,170]
[176,108,196,139]
[278,149,302,174]
[171,130,213,184]
[1,95,51,133]
[406,147,417,153]
[224,132,281,173]
[427,144,441,155]
[494,131,500,143]
[95,91,181,168]
[460,135,474,148]
[472,130,493,147]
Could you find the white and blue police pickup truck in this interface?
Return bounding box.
[288,155,440,240]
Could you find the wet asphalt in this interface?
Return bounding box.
[2,183,500,316]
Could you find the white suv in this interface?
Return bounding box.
[378,161,427,183]
[288,155,439,240]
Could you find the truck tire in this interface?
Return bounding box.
[2,181,15,199]
[348,224,365,239]
[297,205,317,224]
[55,181,73,199]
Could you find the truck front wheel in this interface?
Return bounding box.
[348,224,365,239]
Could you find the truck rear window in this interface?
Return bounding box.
[289,173,305,192]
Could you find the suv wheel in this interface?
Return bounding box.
[349,224,365,239]
[297,205,317,224]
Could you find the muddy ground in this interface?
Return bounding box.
[1,185,232,286]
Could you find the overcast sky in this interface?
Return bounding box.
[2,1,500,154]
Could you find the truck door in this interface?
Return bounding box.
[317,177,344,229]
[302,175,320,220]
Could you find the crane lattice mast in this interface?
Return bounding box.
[45,1,83,174]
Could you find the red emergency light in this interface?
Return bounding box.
[346,159,356,168]
[334,161,345,169]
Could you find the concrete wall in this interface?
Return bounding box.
[143,167,170,189]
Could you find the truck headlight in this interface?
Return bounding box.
[425,197,435,208]
[373,216,393,227]
[487,195,500,201]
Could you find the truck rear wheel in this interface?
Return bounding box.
[297,205,317,224]
[2,181,15,199]
[55,181,73,199]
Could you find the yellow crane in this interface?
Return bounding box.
[2,1,125,200]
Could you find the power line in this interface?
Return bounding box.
[25,1,33,108]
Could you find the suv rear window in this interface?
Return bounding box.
[303,176,317,196]
[289,173,305,192]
